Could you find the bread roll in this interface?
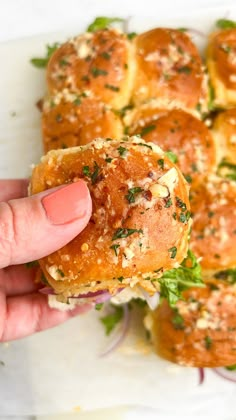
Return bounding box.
[47,28,135,109]
[133,28,208,113]
[151,279,236,367]
[127,105,216,186]
[30,136,190,301]
[207,28,236,108]
[42,89,123,152]
[190,176,236,274]
[211,108,236,164]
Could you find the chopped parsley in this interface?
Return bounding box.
[226,364,236,371]
[176,197,187,211]
[56,268,65,278]
[82,162,101,184]
[127,32,137,40]
[172,308,185,330]
[165,198,172,208]
[125,187,143,203]
[184,174,192,183]
[160,250,203,307]
[91,67,108,77]
[117,276,124,283]
[116,104,134,118]
[117,146,127,156]
[168,246,177,259]
[95,303,104,310]
[110,244,120,256]
[214,268,236,284]
[55,113,63,122]
[204,336,212,350]
[217,159,236,181]
[87,17,124,32]
[177,66,191,74]
[138,143,153,150]
[101,51,111,60]
[165,151,178,163]
[100,305,124,335]
[140,125,156,137]
[30,43,60,68]
[112,228,143,240]
[73,97,81,106]
[105,84,120,91]
[158,159,164,170]
[216,18,236,30]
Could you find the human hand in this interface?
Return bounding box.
[0,179,92,342]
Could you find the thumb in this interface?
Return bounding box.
[0,180,92,268]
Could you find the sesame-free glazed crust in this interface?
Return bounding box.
[127,105,216,186]
[152,280,236,367]
[30,137,190,300]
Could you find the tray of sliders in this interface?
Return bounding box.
[1,7,236,417]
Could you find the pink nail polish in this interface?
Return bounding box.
[42,180,91,225]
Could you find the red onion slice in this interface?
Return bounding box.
[100,304,130,357]
[198,368,205,385]
[212,368,236,383]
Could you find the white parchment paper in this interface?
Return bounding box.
[0,7,236,417]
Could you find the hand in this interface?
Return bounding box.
[0,179,92,342]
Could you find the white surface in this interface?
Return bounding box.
[1,2,236,420]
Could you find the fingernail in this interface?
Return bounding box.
[42,180,91,225]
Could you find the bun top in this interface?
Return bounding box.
[152,279,236,367]
[127,105,216,186]
[47,28,135,109]
[190,176,236,273]
[31,136,190,298]
[133,28,207,112]
[208,28,236,90]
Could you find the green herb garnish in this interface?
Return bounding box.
[95,303,104,310]
[100,305,124,335]
[110,244,120,256]
[216,18,236,30]
[112,228,143,240]
[217,159,236,181]
[214,268,236,284]
[226,364,236,371]
[30,43,60,68]
[82,162,101,184]
[168,246,177,259]
[140,125,156,137]
[118,146,127,156]
[87,17,124,33]
[177,66,191,74]
[125,187,143,203]
[127,32,137,40]
[105,84,120,91]
[204,336,212,350]
[91,67,108,77]
[158,159,164,170]
[56,268,65,278]
[165,151,178,163]
[165,198,172,208]
[160,250,203,307]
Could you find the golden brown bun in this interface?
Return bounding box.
[211,108,236,164]
[30,136,190,300]
[127,106,216,186]
[46,29,135,109]
[190,176,236,273]
[42,90,123,152]
[133,28,207,113]
[207,29,236,108]
[151,279,236,367]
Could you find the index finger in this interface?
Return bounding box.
[0,180,29,202]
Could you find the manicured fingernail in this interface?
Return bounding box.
[42,180,91,225]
